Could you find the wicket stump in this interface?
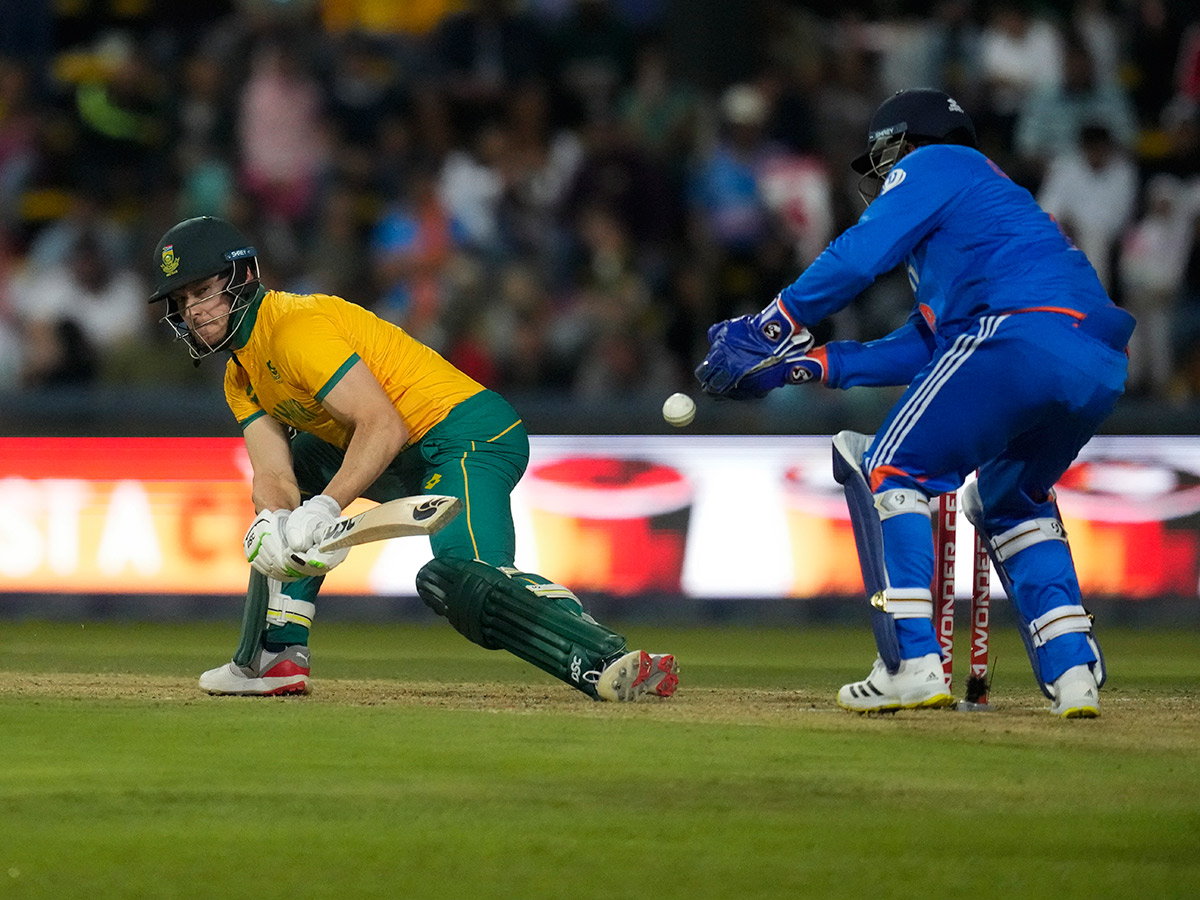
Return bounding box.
[932,489,993,710]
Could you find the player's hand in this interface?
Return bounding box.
[284,544,350,579]
[243,510,303,582]
[284,494,342,553]
[695,295,815,398]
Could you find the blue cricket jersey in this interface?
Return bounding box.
[777,144,1116,388]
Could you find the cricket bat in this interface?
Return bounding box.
[316,495,462,552]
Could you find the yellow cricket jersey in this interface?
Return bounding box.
[224,289,484,449]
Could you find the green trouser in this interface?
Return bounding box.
[264,390,529,646]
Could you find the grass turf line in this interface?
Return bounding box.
[0,621,1197,900]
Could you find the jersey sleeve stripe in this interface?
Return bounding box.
[238,410,266,430]
[315,353,362,403]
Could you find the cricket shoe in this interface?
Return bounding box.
[199,645,311,696]
[837,653,954,713]
[1049,664,1100,718]
[596,650,679,702]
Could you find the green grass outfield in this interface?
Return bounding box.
[1,621,1198,900]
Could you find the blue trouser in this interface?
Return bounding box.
[862,310,1130,682]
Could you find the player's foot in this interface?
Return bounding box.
[596,650,679,701]
[199,645,311,696]
[837,653,954,713]
[1049,664,1100,718]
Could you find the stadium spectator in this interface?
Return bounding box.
[371,162,456,338]
[12,228,146,385]
[1014,38,1137,177]
[236,37,330,227]
[1119,174,1199,397]
[1037,123,1138,290]
[978,2,1065,154]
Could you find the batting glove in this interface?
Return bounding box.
[285,544,350,579]
[244,510,303,582]
[284,494,343,553]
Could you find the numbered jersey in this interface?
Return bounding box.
[224,289,483,449]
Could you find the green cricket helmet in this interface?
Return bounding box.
[148,216,260,359]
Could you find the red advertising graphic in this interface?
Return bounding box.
[1,436,1198,601]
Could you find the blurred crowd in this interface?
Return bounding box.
[2,0,1200,404]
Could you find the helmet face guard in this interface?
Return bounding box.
[855,123,910,205]
[161,257,260,359]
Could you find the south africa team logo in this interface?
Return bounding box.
[160,244,180,276]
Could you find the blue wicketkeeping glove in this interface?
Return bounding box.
[694,295,816,399]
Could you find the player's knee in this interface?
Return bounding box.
[416,557,497,648]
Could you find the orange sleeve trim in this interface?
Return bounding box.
[809,345,829,383]
[870,464,920,492]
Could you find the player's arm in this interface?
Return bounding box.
[698,150,957,398]
[313,359,409,510]
[822,313,936,389]
[778,149,960,326]
[243,415,302,512]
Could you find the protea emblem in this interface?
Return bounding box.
[160,244,180,276]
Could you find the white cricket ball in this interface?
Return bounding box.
[662,392,696,427]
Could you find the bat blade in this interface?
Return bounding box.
[316,495,462,552]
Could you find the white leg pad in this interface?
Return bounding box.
[1029,604,1093,648]
[989,518,1067,562]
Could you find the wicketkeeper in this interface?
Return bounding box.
[148,216,678,701]
[697,89,1133,718]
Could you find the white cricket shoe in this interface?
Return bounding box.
[596,650,679,702]
[199,645,311,696]
[1049,664,1100,718]
[838,653,954,713]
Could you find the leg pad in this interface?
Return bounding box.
[417,558,627,697]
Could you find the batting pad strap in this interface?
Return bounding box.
[870,588,933,619]
[873,488,930,521]
[266,595,316,629]
[989,518,1067,562]
[1028,605,1092,648]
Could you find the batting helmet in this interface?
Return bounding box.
[149,216,257,304]
[850,88,977,175]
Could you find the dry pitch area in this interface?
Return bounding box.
[3,668,1198,747]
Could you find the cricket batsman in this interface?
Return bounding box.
[697,89,1134,718]
[148,215,678,702]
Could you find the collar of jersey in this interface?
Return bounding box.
[229,283,267,351]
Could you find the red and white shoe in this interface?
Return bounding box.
[596,650,679,702]
[199,645,311,696]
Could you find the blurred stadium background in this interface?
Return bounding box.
[1,0,1199,623]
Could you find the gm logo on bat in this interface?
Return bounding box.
[413,497,452,521]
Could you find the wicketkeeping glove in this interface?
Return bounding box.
[722,350,826,399]
[694,295,815,398]
[244,510,303,582]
